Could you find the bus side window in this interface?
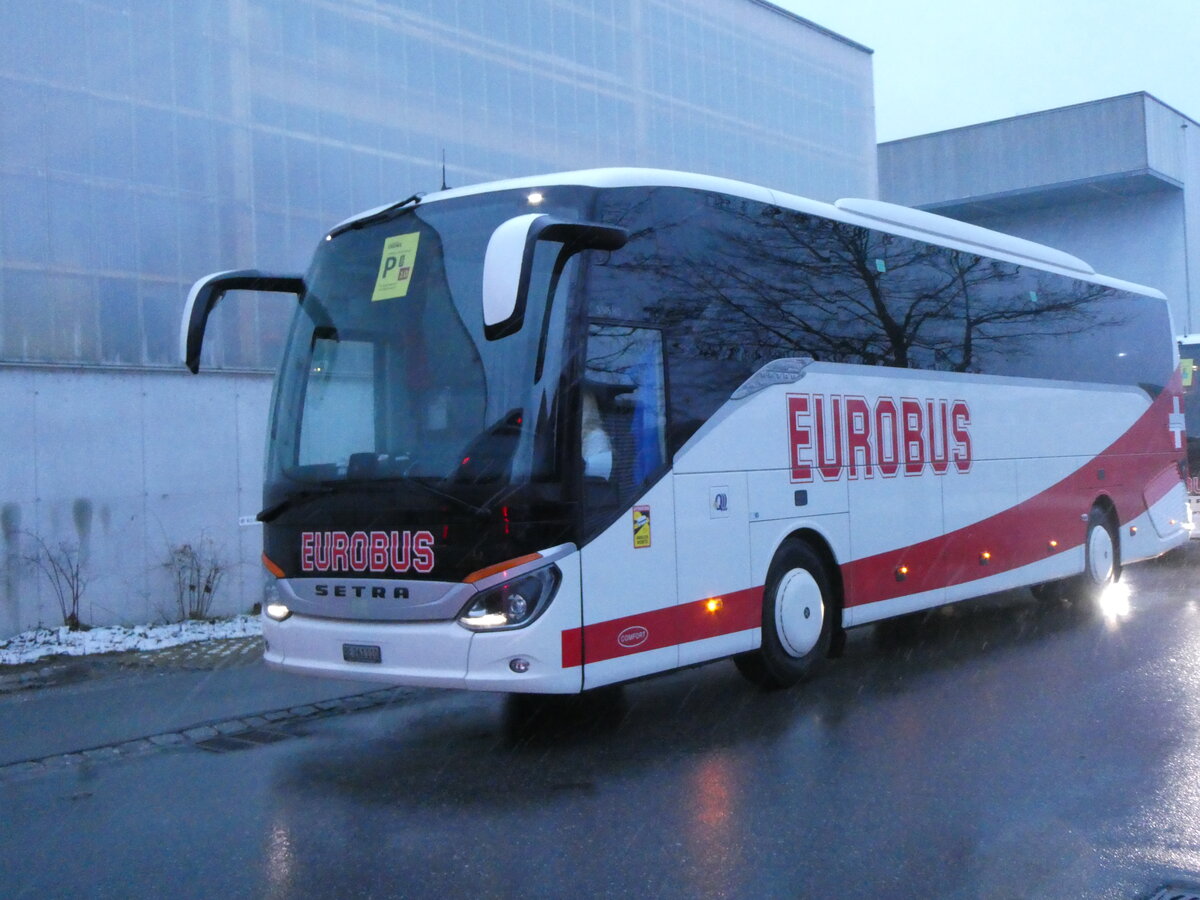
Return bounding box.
[584,323,668,504]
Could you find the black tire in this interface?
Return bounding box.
[734,540,835,689]
[1029,580,1064,602]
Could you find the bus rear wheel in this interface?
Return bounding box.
[1032,506,1118,605]
[1068,507,1118,601]
[734,540,834,689]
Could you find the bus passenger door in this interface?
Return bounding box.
[577,323,680,689]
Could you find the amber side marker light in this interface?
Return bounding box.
[895,565,908,582]
[1129,526,1138,536]
[1047,540,1058,551]
[262,553,285,578]
[464,552,544,584]
[705,597,724,613]
[979,551,991,565]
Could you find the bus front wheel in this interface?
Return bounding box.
[734,540,834,689]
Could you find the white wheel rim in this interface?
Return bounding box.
[1087,524,1113,585]
[774,568,823,658]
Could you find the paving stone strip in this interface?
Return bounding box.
[0,685,411,781]
[0,636,265,694]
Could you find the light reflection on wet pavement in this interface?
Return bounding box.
[5,543,1200,898]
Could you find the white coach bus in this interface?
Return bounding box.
[182,169,1189,692]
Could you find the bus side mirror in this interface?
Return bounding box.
[181,269,304,373]
[482,215,628,341]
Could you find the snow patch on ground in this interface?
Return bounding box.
[0,616,263,666]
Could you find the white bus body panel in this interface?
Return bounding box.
[674,472,755,666]
[576,363,1186,666]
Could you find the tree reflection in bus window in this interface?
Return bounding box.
[586,185,1174,461]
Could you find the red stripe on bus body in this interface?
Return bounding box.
[561,586,762,668]
[844,383,1183,607]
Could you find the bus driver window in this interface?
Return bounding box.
[583,323,667,507]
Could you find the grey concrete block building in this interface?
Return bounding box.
[0,0,876,637]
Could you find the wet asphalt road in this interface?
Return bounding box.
[4,545,1200,899]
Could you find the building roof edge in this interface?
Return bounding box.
[748,1,873,53]
[880,92,1200,147]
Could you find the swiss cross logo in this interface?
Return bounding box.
[1169,395,1186,450]
[788,393,972,483]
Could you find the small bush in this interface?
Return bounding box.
[163,538,227,622]
[22,532,88,630]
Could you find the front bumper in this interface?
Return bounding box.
[261,552,583,694]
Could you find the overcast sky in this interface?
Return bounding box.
[777,0,1200,142]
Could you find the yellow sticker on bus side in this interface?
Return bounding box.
[371,232,421,302]
[633,505,651,549]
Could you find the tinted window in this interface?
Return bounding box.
[582,322,668,531]
[587,187,1174,454]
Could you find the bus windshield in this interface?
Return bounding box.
[265,188,588,514]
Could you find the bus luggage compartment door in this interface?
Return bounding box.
[578,477,679,689]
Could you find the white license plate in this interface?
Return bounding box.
[342,643,382,664]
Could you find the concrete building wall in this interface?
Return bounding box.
[0,1,874,637]
[879,94,1155,210]
[0,368,272,636]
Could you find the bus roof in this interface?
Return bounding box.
[331,167,1166,300]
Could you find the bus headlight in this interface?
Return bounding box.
[458,565,560,631]
[265,602,292,622]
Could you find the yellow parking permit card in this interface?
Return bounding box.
[371,232,421,302]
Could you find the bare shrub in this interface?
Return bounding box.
[22,532,88,630]
[163,538,227,621]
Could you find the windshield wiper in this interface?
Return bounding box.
[256,487,336,523]
[358,475,488,518]
[476,484,526,520]
[326,193,423,239]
